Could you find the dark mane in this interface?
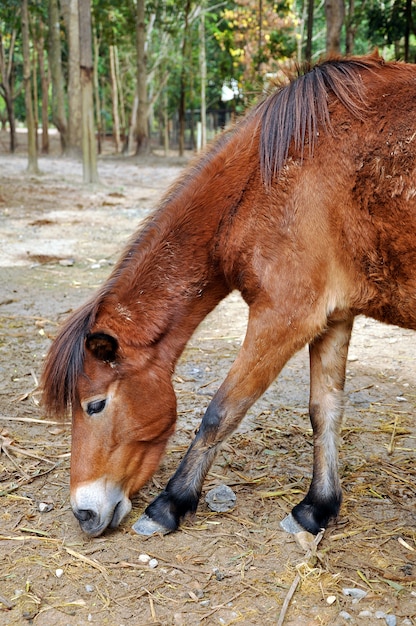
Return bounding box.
[41,297,98,417]
[259,53,387,185]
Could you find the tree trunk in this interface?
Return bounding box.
[128,90,139,155]
[163,87,169,155]
[22,0,39,174]
[135,0,150,155]
[0,29,18,152]
[93,31,102,154]
[403,0,411,62]
[325,0,345,55]
[115,46,126,140]
[345,0,355,55]
[199,6,206,151]
[109,45,121,153]
[79,0,98,183]
[305,0,314,62]
[48,0,67,151]
[34,16,49,153]
[32,49,39,152]
[62,0,82,156]
[179,0,192,157]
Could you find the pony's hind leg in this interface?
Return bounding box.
[291,316,354,534]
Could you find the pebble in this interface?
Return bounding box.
[55,568,64,578]
[138,554,151,564]
[213,567,225,581]
[85,584,94,593]
[326,595,336,605]
[38,502,53,513]
[339,611,353,621]
[342,587,367,602]
[148,558,158,569]
[205,484,236,512]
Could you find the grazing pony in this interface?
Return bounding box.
[42,53,416,538]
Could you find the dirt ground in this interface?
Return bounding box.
[0,135,415,625]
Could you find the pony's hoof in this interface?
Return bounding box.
[132,513,171,536]
[280,512,305,534]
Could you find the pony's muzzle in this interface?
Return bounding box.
[73,507,101,536]
[70,478,132,537]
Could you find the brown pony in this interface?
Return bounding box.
[42,53,416,538]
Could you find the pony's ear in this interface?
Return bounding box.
[86,332,119,363]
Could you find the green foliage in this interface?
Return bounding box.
[1,0,415,148]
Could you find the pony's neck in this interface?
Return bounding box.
[95,119,259,365]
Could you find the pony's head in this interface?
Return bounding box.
[42,309,176,537]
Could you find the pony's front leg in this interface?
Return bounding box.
[135,305,316,535]
[291,316,354,534]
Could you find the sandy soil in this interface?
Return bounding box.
[0,143,415,625]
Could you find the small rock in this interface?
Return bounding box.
[38,502,53,513]
[59,258,75,267]
[375,611,386,619]
[138,554,151,564]
[384,616,397,626]
[205,484,236,512]
[326,595,336,605]
[148,558,158,569]
[213,567,225,581]
[85,584,94,593]
[359,610,373,618]
[339,610,353,621]
[396,396,407,402]
[200,600,210,607]
[55,568,64,578]
[187,588,204,600]
[342,587,367,602]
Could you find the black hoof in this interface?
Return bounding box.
[291,493,341,535]
[143,487,200,534]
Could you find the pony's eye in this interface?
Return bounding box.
[86,399,107,416]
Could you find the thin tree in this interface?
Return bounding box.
[199,5,206,150]
[403,0,412,62]
[34,15,49,153]
[179,0,192,156]
[325,0,345,55]
[305,0,315,62]
[109,45,122,153]
[135,0,149,155]
[345,0,355,55]
[49,0,67,151]
[62,0,82,155]
[22,0,39,174]
[0,23,19,152]
[79,0,98,183]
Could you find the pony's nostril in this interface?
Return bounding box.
[74,508,95,523]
